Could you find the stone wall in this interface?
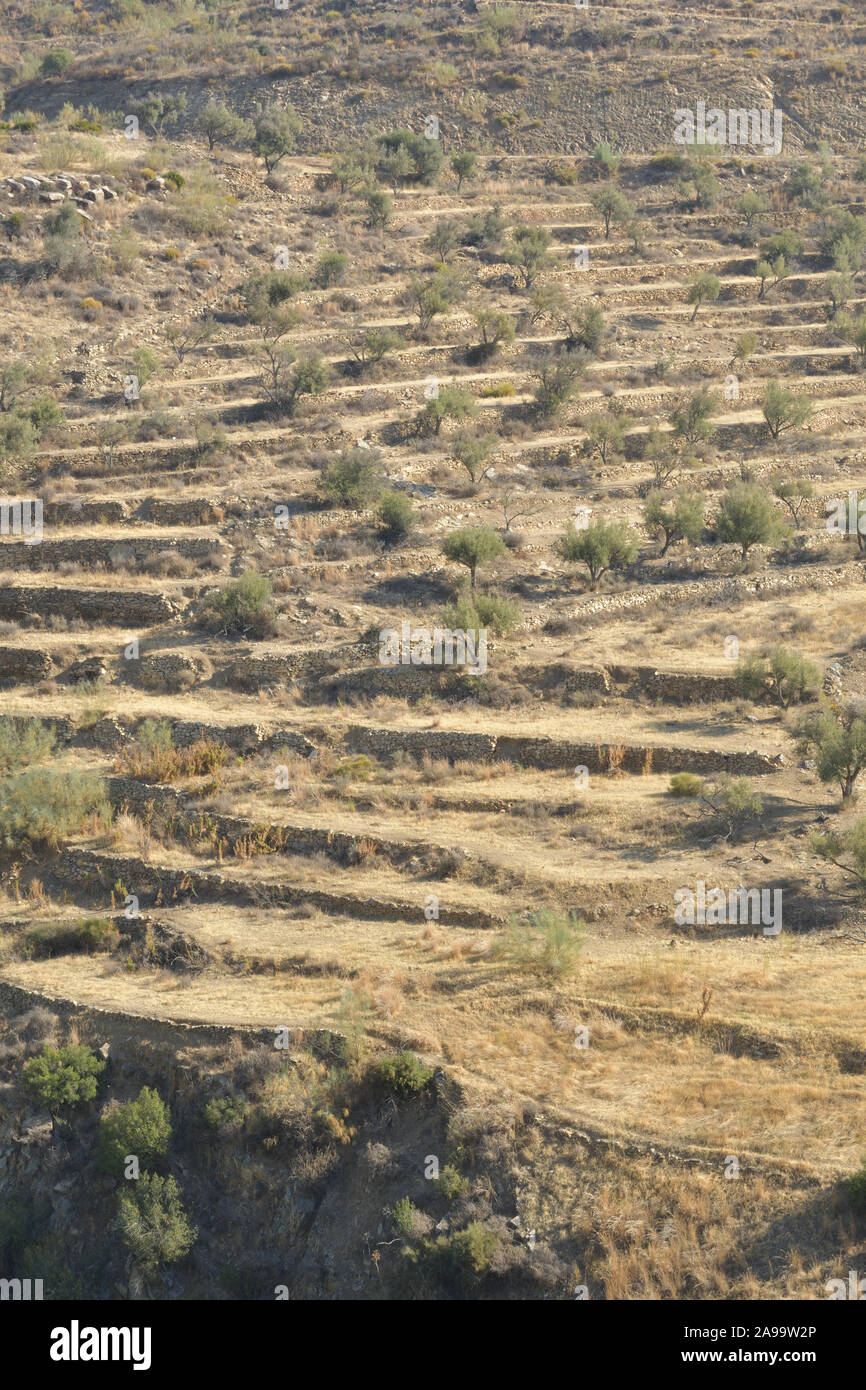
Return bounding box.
[105,776,469,876]
[2,536,225,571]
[0,585,179,625]
[346,723,784,775]
[0,646,54,683]
[0,979,339,1055]
[54,847,499,930]
[566,561,861,626]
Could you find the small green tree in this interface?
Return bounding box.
[442,526,506,589]
[669,388,717,445]
[381,146,413,193]
[700,776,762,843]
[505,224,551,287]
[408,269,462,330]
[772,477,813,525]
[345,327,403,374]
[591,186,634,238]
[643,490,704,555]
[556,518,639,590]
[560,301,606,354]
[22,1045,105,1123]
[331,146,373,196]
[451,151,478,192]
[197,101,251,151]
[451,430,498,485]
[532,353,585,418]
[793,706,866,803]
[472,308,516,357]
[766,646,820,709]
[494,909,584,979]
[377,490,415,543]
[732,331,759,366]
[687,271,720,321]
[97,1086,172,1177]
[252,105,302,174]
[585,414,628,467]
[735,191,768,230]
[762,379,812,439]
[320,447,383,508]
[117,1173,197,1277]
[423,384,477,435]
[811,823,866,902]
[364,187,392,229]
[714,483,780,560]
[427,219,461,262]
[375,1053,434,1097]
[590,142,621,180]
[129,91,187,137]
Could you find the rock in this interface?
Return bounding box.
[83,187,104,203]
[16,1112,53,1145]
[61,656,108,685]
[85,716,127,752]
[146,177,167,192]
[39,191,65,204]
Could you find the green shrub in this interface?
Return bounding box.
[0,767,109,852]
[0,717,54,774]
[117,1172,197,1275]
[116,720,229,782]
[163,170,185,189]
[377,489,415,542]
[434,1164,469,1201]
[848,1155,866,1211]
[494,909,584,979]
[315,250,349,287]
[442,527,506,590]
[40,50,73,77]
[201,1095,248,1133]
[24,917,120,959]
[329,755,377,784]
[96,1086,172,1177]
[22,1044,105,1114]
[414,1221,500,1292]
[374,1052,434,1097]
[441,591,521,637]
[668,772,704,798]
[734,653,770,701]
[198,570,277,639]
[320,447,383,509]
[391,1196,420,1236]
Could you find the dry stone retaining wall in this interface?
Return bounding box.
[54,848,499,930]
[2,536,225,571]
[0,585,179,625]
[346,723,783,775]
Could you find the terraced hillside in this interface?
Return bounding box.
[0,0,865,1305]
